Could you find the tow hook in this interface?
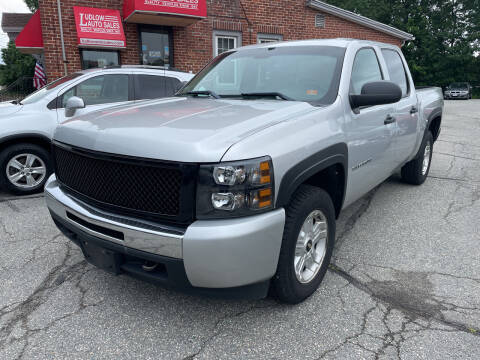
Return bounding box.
[142,261,158,272]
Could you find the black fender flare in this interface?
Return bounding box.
[276,143,348,211]
[0,133,52,151]
[426,107,442,141]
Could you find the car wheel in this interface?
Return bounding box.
[272,185,335,304]
[0,143,52,195]
[401,131,433,185]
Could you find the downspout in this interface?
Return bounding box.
[239,0,253,45]
[56,0,68,75]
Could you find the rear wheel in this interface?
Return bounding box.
[272,185,335,304]
[0,143,52,195]
[401,131,433,185]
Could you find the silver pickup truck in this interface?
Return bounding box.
[45,39,443,303]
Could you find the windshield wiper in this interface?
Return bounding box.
[10,100,20,105]
[240,92,293,101]
[184,90,220,99]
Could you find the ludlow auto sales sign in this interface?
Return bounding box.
[74,7,126,48]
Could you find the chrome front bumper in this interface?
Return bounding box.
[45,175,286,288]
[45,175,183,259]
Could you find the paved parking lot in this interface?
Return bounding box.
[1,100,479,359]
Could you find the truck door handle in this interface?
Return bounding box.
[384,115,396,125]
[410,106,418,114]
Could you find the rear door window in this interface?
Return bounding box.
[381,49,409,97]
[134,75,181,100]
[350,48,383,95]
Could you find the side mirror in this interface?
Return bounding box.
[350,81,402,113]
[65,96,85,117]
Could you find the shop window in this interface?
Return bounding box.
[81,50,119,69]
[61,74,129,107]
[139,26,173,67]
[134,74,181,100]
[257,34,283,44]
[213,31,241,56]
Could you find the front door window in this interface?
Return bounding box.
[140,27,172,67]
[61,75,129,107]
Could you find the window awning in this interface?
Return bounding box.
[15,10,43,54]
[123,0,207,27]
[74,7,126,49]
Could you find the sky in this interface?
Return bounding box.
[0,0,30,63]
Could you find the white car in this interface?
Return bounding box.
[0,66,193,194]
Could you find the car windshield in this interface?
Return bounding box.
[20,73,82,105]
[179,45,346,105]
[450,83,468,89]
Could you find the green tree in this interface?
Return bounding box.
[326,0,480,88]
[23,0,38,12]
[0,41,36,86]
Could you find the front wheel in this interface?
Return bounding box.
[0,143,52,195]
[272,185,336,304]
[401,131,433,185]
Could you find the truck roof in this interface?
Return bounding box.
[76,65,190,76]
[237,38,400,51]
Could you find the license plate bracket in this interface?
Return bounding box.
[81,241,122,274]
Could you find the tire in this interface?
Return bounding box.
[0,143,52,195]
[272,185,336,304]
[401,131,433,185]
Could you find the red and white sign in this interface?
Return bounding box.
[124,0,207,22]
[74,7,126,48]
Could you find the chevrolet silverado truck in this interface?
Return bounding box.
[45,39,443,303]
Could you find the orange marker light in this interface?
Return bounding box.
[259,161,271,184]
[258,188,273,208]
[259,188,272,197]
[260,175,271,184]
[259,200,272,208]
[260,161,270,171]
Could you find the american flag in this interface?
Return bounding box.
[33,62,47,89]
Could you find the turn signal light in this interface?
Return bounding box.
[250,187,273,210]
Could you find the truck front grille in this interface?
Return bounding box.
[53,143,196,224]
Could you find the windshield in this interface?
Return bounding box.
[180,45,346,105]
[449,83,468,90]
[20,73,82,105]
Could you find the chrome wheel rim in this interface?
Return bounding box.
[422,142,431,176]
[294,210,328,284]
[6,153,46,189]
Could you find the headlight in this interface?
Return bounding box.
[196,156,274,219]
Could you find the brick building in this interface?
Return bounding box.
[16,0,413,81]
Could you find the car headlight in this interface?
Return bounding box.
[196,156,274,219]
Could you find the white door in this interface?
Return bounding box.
[56,74,132,123]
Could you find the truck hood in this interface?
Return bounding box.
[0,101,23,117]
[54,97,316,162]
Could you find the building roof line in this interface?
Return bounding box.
[306,0,414,41]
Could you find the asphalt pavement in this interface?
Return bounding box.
[1,100,479,359]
